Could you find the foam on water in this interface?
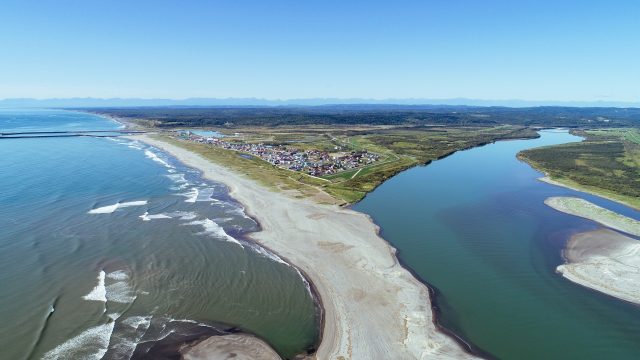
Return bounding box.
[84,270,136,304]
[195,187,215,202]
[83,271,107,302]
[184,188,199,203]
[186,219,243,247]
[106,270,129,281]
[248,244,289,266]
[105,271,136,304]
[122,316,152,329]
[168,173,191,190]
[88,200,148,214]
[144,149,174,168]
[171,211,198,220]
[166,173,188,184]
[139,212,172,221]
[139,211,198,222]
[107,316,152,359]
[105,281,137,304]
[42,317,118,360]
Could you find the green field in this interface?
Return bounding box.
[519,128,640,209]
[160,125,537,204]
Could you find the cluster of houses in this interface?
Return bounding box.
[179,131,379,177]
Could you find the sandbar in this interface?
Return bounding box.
[131,134,477,359]
[557,229,640,305]
[545,196,640,237]
[182,334,281,360]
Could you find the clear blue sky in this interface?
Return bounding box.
[1,0,638,102]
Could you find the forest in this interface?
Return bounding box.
[88,105,640,128]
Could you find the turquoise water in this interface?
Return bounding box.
[354,130,640,359]
[0,110,319,359]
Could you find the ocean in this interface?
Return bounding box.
[0,109,319,359]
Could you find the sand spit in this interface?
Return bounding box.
[538,176,639,211]
[545,197,640,237]
[131,135,476,359]
[557,229,640,305]
[182,334,281,360]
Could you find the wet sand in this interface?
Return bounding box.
[132,135,476,359]
[557,229,640,305]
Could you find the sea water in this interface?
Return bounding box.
[0,109,319,359]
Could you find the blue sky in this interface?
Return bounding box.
[1,0,638,102]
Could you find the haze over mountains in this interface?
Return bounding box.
[1,97,639,108]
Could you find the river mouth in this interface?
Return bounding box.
[354,129,640,359]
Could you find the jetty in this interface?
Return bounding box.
[0,130,146,139]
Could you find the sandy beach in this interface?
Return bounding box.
[557,229,640,305]
[132,135,476,359]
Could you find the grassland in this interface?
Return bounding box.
[159,125,537,204]
[519,128,640,209]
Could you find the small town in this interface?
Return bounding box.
[178,130,380,177]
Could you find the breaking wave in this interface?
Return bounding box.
[83,271,107,302]
[88,201,148,214]
[186,219,243,247]
[144,149,174,168]
[42,316,118,360]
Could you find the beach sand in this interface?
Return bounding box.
[132,135,477,359]
[182,334,281,360]
[557,229,640,305]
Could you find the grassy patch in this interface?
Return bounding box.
[519,128,640,209]
[157,125,537,204]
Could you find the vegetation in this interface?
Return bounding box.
[90,105,640,128]
[106,106,638,206]
[160,125,537,204]
[519,128,640,209]
[545,197,640,236]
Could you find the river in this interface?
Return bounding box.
[354,129,640,359]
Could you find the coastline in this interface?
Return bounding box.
[130,134,478,359]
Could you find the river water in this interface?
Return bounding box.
[354,129,640,359]
[0,109,319,359]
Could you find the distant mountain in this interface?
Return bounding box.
[1,97,639,108]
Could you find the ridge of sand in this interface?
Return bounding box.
[557,229,640,305]
[545,197,640,237]
[132,135,476,359]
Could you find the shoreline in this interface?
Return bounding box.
[359,211,493,358]
[131,134,479,359]
[544,197,640,237]
[557,229,640,305]
[538,176,640,211]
